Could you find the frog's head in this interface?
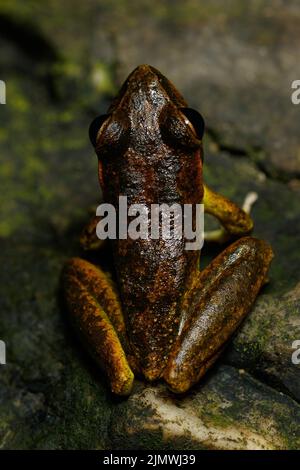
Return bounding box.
[108,64,188,114]
[89,65,205,190]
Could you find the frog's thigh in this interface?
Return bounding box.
[163,236,273,393]
[62,257,134,396]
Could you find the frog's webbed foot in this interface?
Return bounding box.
[163,236,273,393]
[62,258,134,395]
[203,185,257,244]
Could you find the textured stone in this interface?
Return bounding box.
[109,366,300,450]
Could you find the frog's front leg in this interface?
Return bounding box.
[62,258,134,395]
[79,215,106,251]
[203,184,255,243]
[163,236,273,393]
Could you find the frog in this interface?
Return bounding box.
[62,64,273,396]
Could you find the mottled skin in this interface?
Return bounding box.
[63,65,273,395]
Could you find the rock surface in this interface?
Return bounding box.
[0,0,299,449]
[110,366,300,450]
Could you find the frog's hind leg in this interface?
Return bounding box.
[62,258,134,395]
[163,236,273,393]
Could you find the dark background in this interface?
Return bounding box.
[0,0,299,449]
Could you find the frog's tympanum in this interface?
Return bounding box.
[62,65,273,395]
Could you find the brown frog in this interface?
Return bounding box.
[62,65,273,395]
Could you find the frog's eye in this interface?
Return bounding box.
[159,104,202,151]
[89,114,110,147]
[180,108,205,140]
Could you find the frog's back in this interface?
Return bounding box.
[96,65,203,379]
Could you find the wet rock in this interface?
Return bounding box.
[109,366,300,450]
[225,283,300,401]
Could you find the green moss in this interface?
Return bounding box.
[91,62,117,96]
